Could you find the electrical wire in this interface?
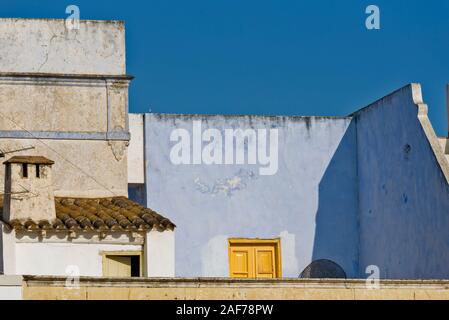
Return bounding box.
[0,111,119,197]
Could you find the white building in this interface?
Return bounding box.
[0,18,175,278]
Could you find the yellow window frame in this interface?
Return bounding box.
[228,238,282,278]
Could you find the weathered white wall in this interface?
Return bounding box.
[1,228,175,278]
[0,78,109,132]
[145,230,175,277]
[14,242,141,276]
[0,139,128,197]
[0,18,125,75]
[128,114,145,184]
[0,19,130,198]
[10,232,142,276]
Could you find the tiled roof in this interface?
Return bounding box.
[0,196,175,232]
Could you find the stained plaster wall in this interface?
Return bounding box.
[133,84,449,279]
[0,18,125,75]
[141,113,359,278]
[355,84,449,279]
[0,18,130,198]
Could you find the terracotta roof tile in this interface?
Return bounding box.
[0,196,175,232]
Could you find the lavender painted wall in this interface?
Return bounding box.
[355,84,449,279]
[142,113,359,277]
[129,84,449,279]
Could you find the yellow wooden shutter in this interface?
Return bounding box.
[228,239,281,279]
[229,246,254,278]
[103,255,132,277]
[255,247,276,278]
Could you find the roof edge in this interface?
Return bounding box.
[3,155,54,165]
[0,196,176,232]
[349,83,422,116]
[0,18,125,24]
[140,112,352,120]
[22,275,449,288]
[0,72,134,81]
[351,83,449,186]
[413,87,449,186]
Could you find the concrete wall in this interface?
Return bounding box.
[128,114,145,184]
[128,114,146,204]
[21,277,449,300]
[143,113,359,277]
[0,77,108,132]
[0,138,128,198]
[0,18,125,75]
[355,84,449,279]
[0,19,130,198]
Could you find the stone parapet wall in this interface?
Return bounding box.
[21,276,449,300]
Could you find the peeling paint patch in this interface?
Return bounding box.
[194,169,258,197]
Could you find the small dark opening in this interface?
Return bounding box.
[36,165,40,178]
[130,256,140,277]
[22,164,28,178]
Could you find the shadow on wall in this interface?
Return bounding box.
[309,119,359,278]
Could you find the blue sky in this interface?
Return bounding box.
[2,0,449,135]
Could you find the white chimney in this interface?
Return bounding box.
[3,156,56,222]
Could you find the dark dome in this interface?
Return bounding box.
[299,259,346,279]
